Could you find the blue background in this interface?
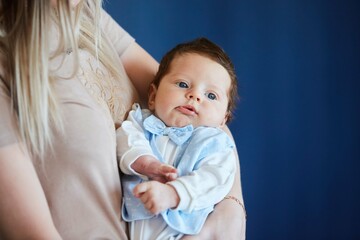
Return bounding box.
[105,1,360,239]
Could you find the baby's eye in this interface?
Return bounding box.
[176,81,189,88]
[205,92,217,100]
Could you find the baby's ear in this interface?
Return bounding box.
[148,84,157,111]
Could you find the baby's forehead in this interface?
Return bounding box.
[172,54,231,79]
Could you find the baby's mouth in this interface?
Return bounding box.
[176,105,198,115]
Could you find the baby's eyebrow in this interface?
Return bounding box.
[208,84,227,95]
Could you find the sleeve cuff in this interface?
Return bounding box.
[167,180,192,211]
[120,147,156,180]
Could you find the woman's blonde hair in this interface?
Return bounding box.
[0,0,123,157]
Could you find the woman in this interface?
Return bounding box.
[0,0,246,239]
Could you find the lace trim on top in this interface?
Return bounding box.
[77,50,137,132]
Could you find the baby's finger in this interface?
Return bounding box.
[160,164,177,174]
[143,200,153,212]
[133,182,150,197]
[166,172,178,181]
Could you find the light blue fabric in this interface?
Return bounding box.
[143,115,194,145]
[121,106,234,234]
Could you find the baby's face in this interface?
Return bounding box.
[149,53,231,128]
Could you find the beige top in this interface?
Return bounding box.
[0,9,138,239]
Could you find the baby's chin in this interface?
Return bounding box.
[167,118,194,128]
[164,116,222,128]
[166,118,220,128]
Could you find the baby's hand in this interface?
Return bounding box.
[157,164,178,182]
[133,181,180,214]
[131,155,178,183]
[145,162,178,183]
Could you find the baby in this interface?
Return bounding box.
[117,37,238,239]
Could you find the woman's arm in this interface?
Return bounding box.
[0,143,61,239]
[182,126,246,240]
[120,41,159,106]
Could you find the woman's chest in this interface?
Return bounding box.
[51,49,137,126]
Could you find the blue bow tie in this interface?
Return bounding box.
[143,115,193,145]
